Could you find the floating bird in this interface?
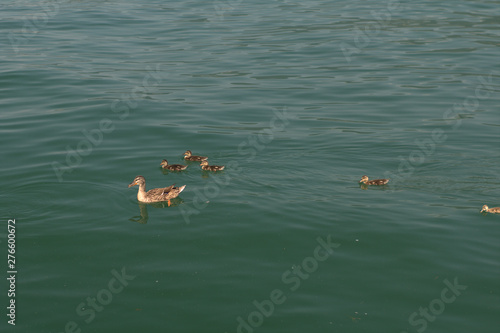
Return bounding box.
[359,175,389,186]
[128,175,185,206]
[480,205,500,214]
[160,159,188,171]
[200,160,225,171]
[184,150,208,162]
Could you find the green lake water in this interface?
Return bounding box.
[1,1,499,332]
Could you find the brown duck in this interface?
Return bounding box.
[359,175,389,186]
[160,159,188,171]
[200,160,225,171]
[128,175,186,206]
[480,205,500,214]
[184,150,208,162]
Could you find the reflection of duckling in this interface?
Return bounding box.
[480,205,500,214]
[184,150,207,162]
[359,175,389,185]
[200,160,225,171]
[128,175,185,206]
[160,159,187,171]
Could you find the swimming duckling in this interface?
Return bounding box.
[200,160,225,171]
[128,175,185,206]
[359,175,389,186]
[184,150,208,162]
[480,205,500,214]
[160,159,188,171]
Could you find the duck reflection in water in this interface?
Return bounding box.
[129,199,184,224]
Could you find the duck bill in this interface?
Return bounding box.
[128,181,137,188]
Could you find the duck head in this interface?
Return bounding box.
[359,175,369,184]
[128,175,145,187]
[184,150,192,157]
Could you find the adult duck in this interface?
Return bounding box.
[128,175,185,206]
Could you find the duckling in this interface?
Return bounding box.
[128,175,185,206]
[359,175,389,186]
[184,150,208,162]
[200,160,225,171]
[480,205,500,214]
[160,159,188,171]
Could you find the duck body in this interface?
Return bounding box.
[184,150,208,162]
[359,175,389,186]
[160,159,188,171]
[200,160,225,171]
[128,175,185,204]
[480,205,500,214]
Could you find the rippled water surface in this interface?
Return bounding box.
[1,1,499,332]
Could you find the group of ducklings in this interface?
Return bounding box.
[160,150,225,172]
[129,159,500,214]
[359,175,499,214]
[128,150,225,205]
